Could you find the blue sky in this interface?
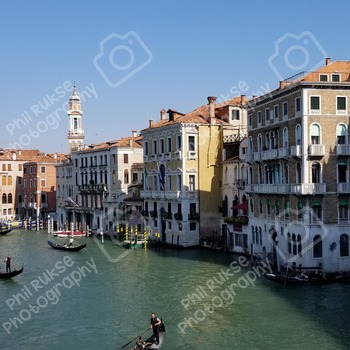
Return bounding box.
[1,0,350,153]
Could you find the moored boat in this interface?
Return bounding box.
[264,270,350,285]
[0,228,12,235]
[0,266,24,279]
[123,239,145,249]
[48,240,86,251]
[53,230,86,238]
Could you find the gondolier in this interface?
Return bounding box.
[4,256,11,273]
[150,313,161,345]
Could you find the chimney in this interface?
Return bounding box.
[160,109,167,121]
[129,139,133,147]
[54,152,57,159]
[149,119,153,128]
[240,95,246,105]
[207,96,217,124]
[132,130,137,137]
[325,57,331,65]
[279,81,289,89]
[12,153,16,160]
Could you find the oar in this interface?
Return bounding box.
[283,265,289,287]
[121,327,150,348]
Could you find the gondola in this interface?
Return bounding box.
[53,230,86,238]
[0,228,12,235]
[144,321,166,349]
[48,240,86,252]
[0,266,24,279]
[264,271,350,285]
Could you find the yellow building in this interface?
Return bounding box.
[141,95,246,247]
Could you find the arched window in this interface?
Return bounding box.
[251,226,255,243]
[339,201,348,222]
[313,235,323,258]
[295,124,302,145]
[312,162,321,183]
[8,193,12,204]
[287,232,291,254]
[8,176,12,186]
[296,162,302,183]
[310,124,320,145]
[250,198,253,212]
[255,228,259,244]
[258,134,262,152]
[124,170,129,184]
[283,128,289,148]
[338,162,347,183]
[249,137,253,155]
[259,199,263,215]
[2,175,6,185]
[337,124,347,145]
[340,234,349,257]
[292,234,297,255]
[259,227,262,245]
[2,193,7,204]
[297,235,302,255]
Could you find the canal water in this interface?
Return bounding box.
[0,230,350,350]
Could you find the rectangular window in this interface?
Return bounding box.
[41,166,46,173]
[231,109,240,120]
[2,164,5,171]
[167,138,172,153]
[320,74,328,81]
[283,101,288,116]
[265,108,270,122]
[248,114,252,127]
[30,166,33,174]
[8,164,12,171]
[295,97,301,112]
[124,154,129,163]
[188,136,195,152]
[153,140,157,154]
[145,142,148,156]
[257,111,261,124]
[189,175,195,191]
[332,74,340,82]
[160,139,164,153]
[34,166,37,173]
[177,135,182,150]
[274,105,279,119]
[40,179,46,188]
[177,174,182,191]
[310,96,320,114]
[337,96,346,114]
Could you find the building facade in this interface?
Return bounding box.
[246,58,350,272]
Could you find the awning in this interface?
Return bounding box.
[232,202,248,211]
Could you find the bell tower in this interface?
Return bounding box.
[67,83,85,152]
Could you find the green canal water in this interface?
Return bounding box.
[0,230,350,350]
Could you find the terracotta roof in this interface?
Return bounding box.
[77,136,142,153]
[142,96,243,132]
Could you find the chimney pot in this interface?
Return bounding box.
[240,95,246,104]
[207,96,217,124]
[160,109,167,121]
[325,57,331,65]
[149,119,153,128]
[132,130,137,137]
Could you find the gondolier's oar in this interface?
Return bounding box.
[121,327,150,348]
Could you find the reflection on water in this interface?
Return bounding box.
[0,230,349,350]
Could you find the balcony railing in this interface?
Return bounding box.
[150,210,158,218]
[337,183,350,193]
[336,144,350,156]
[188,213,199,221]
[78,184,108,194]
[290,145,302,157]
[174,213,183,221]
[141,190,197,200]
[224,216,249,225]
[290,183,326,195]
[308,144,325,156]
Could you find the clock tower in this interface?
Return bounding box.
[67,83,85,152]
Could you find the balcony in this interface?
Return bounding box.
[290,183,326,195]
[278,147,289,158]
[336,144,350,156]
[261,149,278,161]
[174,213,183,221]
[78,184,108,194]
[173,151,182,160]
[290,145,302,157]
[164,212,173,219]
[141,190,198,200]
[150,210,158,218]
[188,213,199,221]
[246,184,289,194]
[224,216,249,225]
[187,151,197,160]
[337,183,350,193]
[308,144,325,157]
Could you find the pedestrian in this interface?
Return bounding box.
[4,256,11,273]
[149,312,161,345]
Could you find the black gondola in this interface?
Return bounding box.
[264,271,350,285]
[144,321,166,349]
[48,240,86,252]
[0,266,24,279]
[0,228,12,235]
